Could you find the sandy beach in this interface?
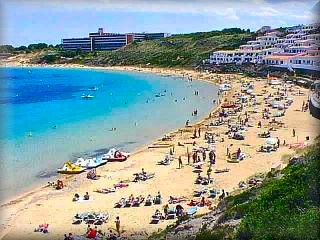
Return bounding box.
[0,61,319,240]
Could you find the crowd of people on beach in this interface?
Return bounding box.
[28,72,312,239]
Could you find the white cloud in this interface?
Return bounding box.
[4,0,318,23]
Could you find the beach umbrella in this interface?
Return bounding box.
[266,138,277,145]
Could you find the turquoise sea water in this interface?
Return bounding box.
[0,67,218,202]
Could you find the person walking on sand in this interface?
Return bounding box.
[277,137,280,148]
[198,128,201,137]
[178,156,183,169]
[115,216,120,237]
[207,167,212,183]
[202,151,206,162]
[292,128,296,137]
[236,148,241,160]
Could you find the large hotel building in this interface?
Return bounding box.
[62,28,170,51]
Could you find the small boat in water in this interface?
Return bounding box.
[102,148,129,162]
[57,162,85,174]
[74,157,107,169]
[88,86,98,91]
[81,94,94,99]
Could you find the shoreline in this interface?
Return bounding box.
[0,63,225,239]
[0,63,221,206]
[0,63,318,240]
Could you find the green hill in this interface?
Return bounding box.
[36,28,254,68]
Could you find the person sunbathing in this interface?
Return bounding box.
[128,194,134,202]
[146,194,152,201]
[153,209,163,219]
[73,193,80,202]
[83,192,90,200]
[86,226,97,239]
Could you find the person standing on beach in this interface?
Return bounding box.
[209,150,216,166]
[236,148,241,160]
[192,152,197,163]
[178,156,183,169]
[170,148,173,156]
[115,216,120,237]
[202,151,206,162]
[277,137,280,148]
[293,128,296,137]
[207,167,212,183]
[193,128,197,138]
[198,128,201,137]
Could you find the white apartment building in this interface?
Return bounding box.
[208,23,319,71]
[264,50,320,71]
[286,23,320,34]
[209,47,282,65]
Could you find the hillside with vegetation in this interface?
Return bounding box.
[17,28,254,68]
[149,139,320,240]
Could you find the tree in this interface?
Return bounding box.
[27,43,48,50]
[0,45,15,53]
[15,45,27,51]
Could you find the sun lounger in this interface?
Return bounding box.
[124,199,132,208]
[95,188,116,194]
[168,196,188,204]
[288,142,305,149]
[150,215,161,224]
[166,208,176,219]
[132,197,145,207]
[114,182,129,188]
[214,168,230,173]
[193,188,207,197]
[145,197,153,206]
[187,207,198,215]
[153,196,162,205]
[72,218,82,224]
[114,198,126,208]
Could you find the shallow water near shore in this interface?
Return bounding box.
[0,67,218,202]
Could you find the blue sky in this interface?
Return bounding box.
[1,0,319,46]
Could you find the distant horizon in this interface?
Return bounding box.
[1,0,319,47]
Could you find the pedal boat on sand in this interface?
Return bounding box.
[57,162,86,174]
[102,148,129,162]
[74,157,107,169]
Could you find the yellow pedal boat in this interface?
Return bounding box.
[57,162,85,174]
